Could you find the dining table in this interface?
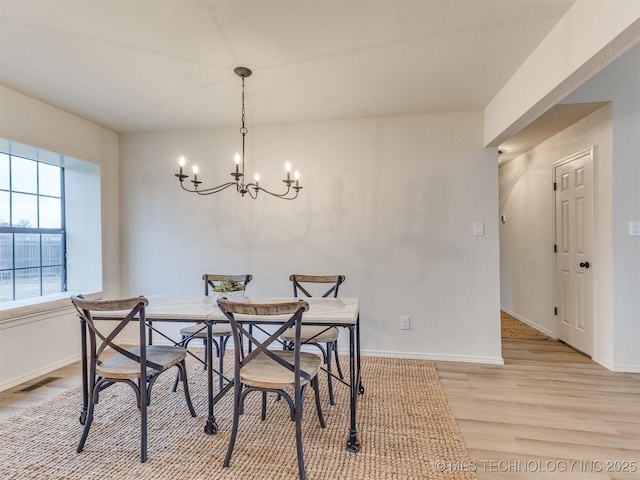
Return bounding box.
[80,295,363,453]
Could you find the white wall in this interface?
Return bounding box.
[484,1,640,146]
[0,85,120,390]
[120,112,503,364]
[499,43,640,372]
[562,44,640,371]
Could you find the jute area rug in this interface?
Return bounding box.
[501,312,549,340]
[0,353,476,480]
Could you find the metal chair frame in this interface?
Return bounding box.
[172,274,252,393]
[71,295,196,462]
[285,274,346,405]
[217,297,325,480]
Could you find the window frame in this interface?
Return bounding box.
[0,152,67,302]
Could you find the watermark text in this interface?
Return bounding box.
[433,459,638,474]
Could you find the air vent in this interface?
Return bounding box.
[19,377,60,392]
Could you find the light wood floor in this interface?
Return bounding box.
[437,339,640,480]
[1,337,639,479]
[0,362,83,421]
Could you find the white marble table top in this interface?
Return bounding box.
[95,295,359,326]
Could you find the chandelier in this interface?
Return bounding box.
[174,67,302,200]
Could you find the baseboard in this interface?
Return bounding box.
[592,355,640,373]
[0,353,82,392]
[501,307,556,338]
[346,349,504,365]
[130,337,505,366]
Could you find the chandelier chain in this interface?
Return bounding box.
[240,76,247,175]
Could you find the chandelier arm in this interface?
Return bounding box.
[246,186,258,200]
[247,183,300,200]
[196,183,239,195]
[179,181,237,195]
[179,181,198,193]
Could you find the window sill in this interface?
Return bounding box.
[0,291,102,322]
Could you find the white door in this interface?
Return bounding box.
[554,148,594,355]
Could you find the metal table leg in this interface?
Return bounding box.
[346,324,361,452]
[356,312,364,395]
[79,317,88,425]
[204,320,219,434]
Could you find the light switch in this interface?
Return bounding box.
[630,221,640,236]
[474,222,484,236]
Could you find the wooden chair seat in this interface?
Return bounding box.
[97,346,187,380]
[241,351,322,389]
[281,326,339,343]
[179,323,232,338]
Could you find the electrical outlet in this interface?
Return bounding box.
[400,316,410,330]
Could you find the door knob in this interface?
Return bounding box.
[579,261,590,269]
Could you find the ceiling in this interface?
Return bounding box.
[0,0,576,139]
[498,101,607,163]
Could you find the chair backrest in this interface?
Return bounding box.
[289,274,345,298]
[203,274,253,296]
[217,298,310,382]
[70,295,164,373]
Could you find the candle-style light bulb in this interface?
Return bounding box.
[192,165,199,183]
[285,161,291,181]
[179,156,186,167]
[294,171,300,187]
[254,173,260,188]
[234,153,241,174]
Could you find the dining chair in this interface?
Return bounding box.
[172,274,253,393]
[71,295,196,462]
[280,274,345,405]
[217,297,325,480]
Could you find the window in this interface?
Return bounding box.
[0,151,66,301]
[0,138,102,315]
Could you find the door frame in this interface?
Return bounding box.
[552,146,597,355]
